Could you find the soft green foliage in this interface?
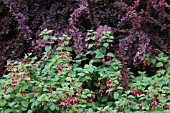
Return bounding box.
[0,29,169,113]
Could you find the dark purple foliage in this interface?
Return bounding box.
[0,0,169,87]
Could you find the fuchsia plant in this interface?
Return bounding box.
[0,29,169,113]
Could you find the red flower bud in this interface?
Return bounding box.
[20,91,25,96]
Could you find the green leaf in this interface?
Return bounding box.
[88,44,93,49]
[56,47,63,50]
[49,36,57,40]
[27,110,33,113]
[103,43,109,47]
[151,59,156,64]
[114,92,119,99]
[107,52,114,57]
[50,103,56,111]
[156,62,163,67]
[102,96,108,102]
[3,109,11,113]
[44,35,49,40]
[141,101,149,109]
[158,52,164,57]
[81,95,87,98]
[45,45,52,52]
[37,94,48,101]
[0,99,6,106]
[128,95,135,99]
[4,95,10,99]
[66,47,72,51]
[21,100,29,108]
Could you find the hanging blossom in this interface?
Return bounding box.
[151,97,158,105]
[20,90,25,96]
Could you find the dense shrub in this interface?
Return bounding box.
[0,30,169,112]
[0,0,169,83]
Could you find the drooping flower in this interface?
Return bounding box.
[106,80,112,88]
[32,89,36,93]
[50,88,53,94]
[102,57,105,63]
[151,97,158,105]
[85,42,88,48]
[99,89,104,95]
[89,98,93,102]
[143,59,147,67]
[138,102,141,109]
[3,86,7,93]
[12,78,17,85]
[20,91,25,96]
[106,89,110,95]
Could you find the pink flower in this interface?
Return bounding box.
[60,50,64,54]
[138,102,141,109]
[3,86,7,93]
[67,62,70,67]
[89,98,93,102]
[50,88,53,94]
[106,89,110,95]
[11,73,17,77]
[102,58,105,63]
[143,59,147,67]
[99,89,104,94]
[109,58,112,62]
[85,42,88,48]
[21,75,26,79]
[60,100,66,109]
[57,66,62,74]
[20,91,25,96]
[67,96,73,105]
[32,89,36,93]
[106,80,112,88]
[98,81,100,86]
[151,98,158,105]
[6,67,10,72]
[12,78,17,85]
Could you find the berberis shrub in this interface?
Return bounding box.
[0,29,169,113]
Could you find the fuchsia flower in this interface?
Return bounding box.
[143,59,147,67]
[99,89,104,95]
[151,98,158,105]
[12,78,17,85]
[138,101,141,109]
[20,91,25,96]
[67,62,70,67]
[67,95,73,105]
[109,58,112,62]
[106,80,112,88]
[50,88,53,94]
[57,66,63,74]
[3,86,7,93]
[60,100,66,109]
[11,73,17,77]
[102,58,105,63]
[131,88,141,97]
[106,89,110,95]
[98,81,100,86]
[85,42,88,48]
[6,67,10,72]
[89,98,93,102]
[60,50,64,54]
[32,89,36,93]
[21,75,26,79]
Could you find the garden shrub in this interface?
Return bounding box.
[0,0,169,81]
[0,29,169,113]
[0,29,122,113]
